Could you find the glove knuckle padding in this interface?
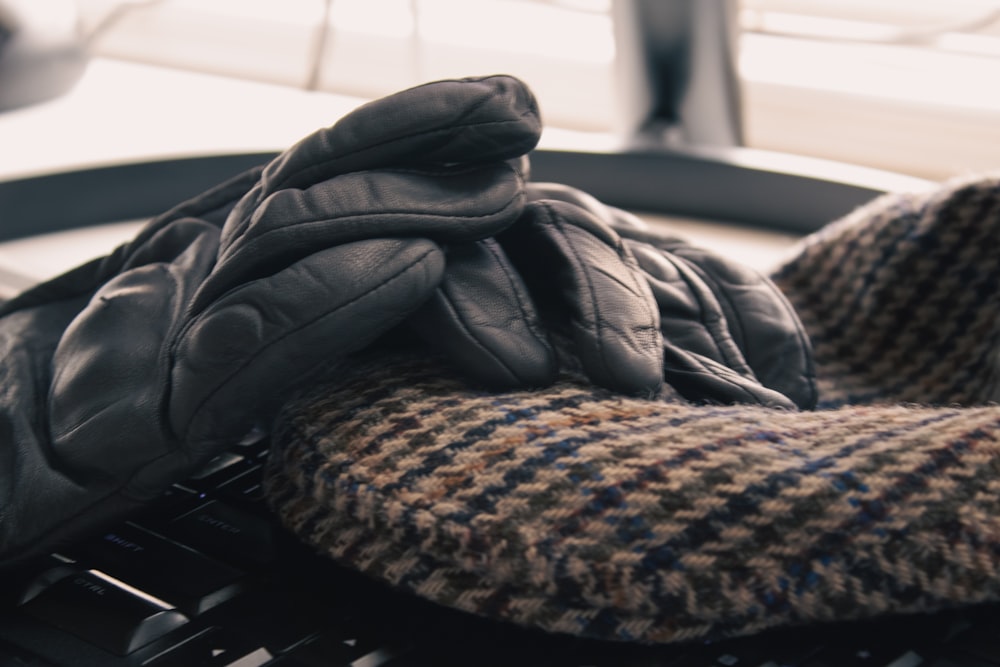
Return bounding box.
[408,240,557,389]
[171,238,445,442]
[505,200,663,395]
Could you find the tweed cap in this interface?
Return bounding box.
[264,174,1000,644]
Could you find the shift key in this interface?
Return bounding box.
[65,523,245,616]
[154,500,277,567]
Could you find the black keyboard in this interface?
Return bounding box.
[3,433,1000,667]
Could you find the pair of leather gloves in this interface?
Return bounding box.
[0,75,814,565]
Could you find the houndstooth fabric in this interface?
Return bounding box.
[772,174,1000,408]
[264,174,1000,644]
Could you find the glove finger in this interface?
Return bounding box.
[170,238,444,450]
[623,226,817,410]
[626,239,810,408]
[500,199,663,395]
[667,245,817,410]
[260,75,539,190]
[223,75,540,250]
[660,341,798,409]
[408,239,557,390]
[196,162,524,313]
[523,183,805,407]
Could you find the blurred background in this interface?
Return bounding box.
[5,0,999,180]
[0,0,998,286]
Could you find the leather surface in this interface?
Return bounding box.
[525,183,816,409]
[0,75,542,565]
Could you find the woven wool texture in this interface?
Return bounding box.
[264,174,1000,644]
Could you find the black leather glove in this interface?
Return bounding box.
[408,191,664,395]
[528,183,817,409]
[0,74,540,565]
[411,180,815,408]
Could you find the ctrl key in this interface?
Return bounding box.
[19,566,189,656]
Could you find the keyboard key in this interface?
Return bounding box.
[153,500,277,567]
[143,626,273,666]
[1,555,72,607]
[952,624,1000,665]
[283,626,393,667]
[14,560,77,606]
[0,638,58,667]
[197,585,337,654]
[20,568,188,656]
[923,654,998,667]
[139,484,205,524]
[801,643,925,667]
[219,647,274,667]
[721,631,826,667]
[193,452,245,479]
[232,425,268,452]
[216,465,267,507]
[65,523,245,615]
[186,453,256,493]
[267,649,415,667]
